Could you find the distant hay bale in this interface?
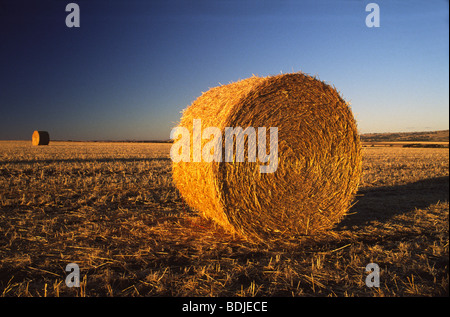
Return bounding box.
[172,73,362,242]
[32,131,50,146]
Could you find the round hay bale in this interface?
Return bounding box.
[32,131,50,146]
[172,73,362,241]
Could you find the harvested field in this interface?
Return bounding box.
[0,141,448,296]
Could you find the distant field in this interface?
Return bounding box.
[361,129,449,142]
[0,141,448,296]
[361,130,449,148]
[362,141,449,148]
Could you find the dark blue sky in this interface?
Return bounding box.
[1,0,448,140]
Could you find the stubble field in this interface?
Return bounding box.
[0,141,448,296]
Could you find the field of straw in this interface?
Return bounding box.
[0,141,448,296]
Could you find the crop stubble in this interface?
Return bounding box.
[0,141,448,296]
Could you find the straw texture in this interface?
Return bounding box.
[172,73,362,242]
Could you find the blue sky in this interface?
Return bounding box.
[0,0,448,140]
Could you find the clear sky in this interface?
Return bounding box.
[0,0,448,140]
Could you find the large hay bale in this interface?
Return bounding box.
[32,131,50,146]
[172,73,362,241]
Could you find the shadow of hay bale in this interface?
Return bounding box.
[338,176,449,228]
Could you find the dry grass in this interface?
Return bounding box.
[0,141,448,296]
